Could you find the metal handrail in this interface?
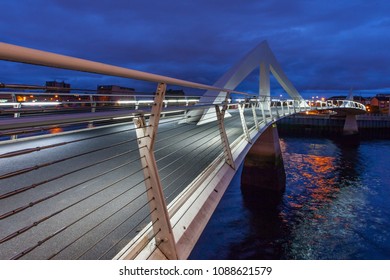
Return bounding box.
[0,42,265,98]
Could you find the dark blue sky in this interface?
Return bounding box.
[1,0,390,97]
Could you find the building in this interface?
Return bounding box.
[370,94,390,114]
[45,81,71,93]
[97,85,135,95]
[97,85,136,104]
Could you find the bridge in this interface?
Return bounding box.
[0,41,366,260]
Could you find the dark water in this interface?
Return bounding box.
[189,137,390,260]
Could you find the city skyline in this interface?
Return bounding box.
[1,0,390,96]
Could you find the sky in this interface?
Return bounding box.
[1,0,390,98]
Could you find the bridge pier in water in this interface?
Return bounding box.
[343,114,359,135]
[339,113,361,146]
[241,123,286,193]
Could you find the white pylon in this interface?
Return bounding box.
[181,40,305,125]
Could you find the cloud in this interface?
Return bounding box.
[1,0,390,94]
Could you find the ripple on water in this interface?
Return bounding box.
[189,138,390,260]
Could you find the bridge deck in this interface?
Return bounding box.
[0,108,262,259]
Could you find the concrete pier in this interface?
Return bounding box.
[241,123,286,192]
[343,115,358,135]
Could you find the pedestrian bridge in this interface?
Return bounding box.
[0,42,366,260]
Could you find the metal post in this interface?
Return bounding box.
[268,99,274,121]
[89,94,96,113]
[88,94,96,128]
[286,101,289,115]
[275,101,280,119]
[238,103,251,143]
[215,99,235,169]
[293,100,296,114]
[11,93,20,140]
[260,100,266,122]
[280,100,285,116]
[251,103,260,130]
[268,101,272,121]
[133,82,178,260]
[11,93,20,118]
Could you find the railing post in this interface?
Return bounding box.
[215,97,235,169]
[267,100,273,121]
[238,103,251,143]
[11,93,20,140]
[11,93,21,118]
[281,100,285,116]
[260,99,266,122]
[133,82,178,260]
[287,101,290,115]
[89,94,96,113]
[300,100,305,112]
[251,102,260,130]
[275,101,280,119]
[88,94,97,128]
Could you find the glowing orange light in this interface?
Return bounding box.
[50,127,63,134]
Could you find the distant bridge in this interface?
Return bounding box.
[0,41,365,259]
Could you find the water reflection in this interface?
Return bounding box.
[190,137,390,260]
[278,138,367,259]
[230,188,287,259]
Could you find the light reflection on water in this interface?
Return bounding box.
[189,137,390,260]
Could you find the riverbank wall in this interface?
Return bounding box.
[277,114,390,138]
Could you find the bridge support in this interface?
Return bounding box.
[343,114,359,136]
[342,114,360,144]
[241,123,286,192]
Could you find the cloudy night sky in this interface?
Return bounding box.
[1,0,390,98]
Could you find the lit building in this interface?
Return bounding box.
[370,94,390,114]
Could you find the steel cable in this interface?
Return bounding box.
[73,195,153,260]
[0,162,145,244]
[99,214,158,260]
[0,147,144,201]
[9,169,147,259]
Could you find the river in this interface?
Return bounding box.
[189,136,390,259]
